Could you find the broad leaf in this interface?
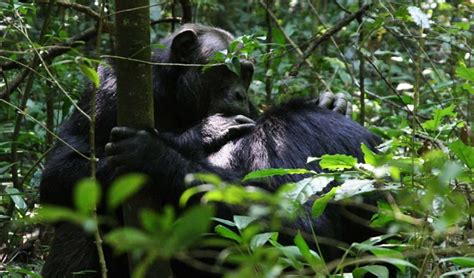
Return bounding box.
[107,174,147,210]
[312,187,338,217]
[74,178,101,215]
[319,154,357,171]
[449,140,474,169]
[215,225,242,243]
[243,168,315,181]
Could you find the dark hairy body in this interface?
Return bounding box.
[40,24,381,277]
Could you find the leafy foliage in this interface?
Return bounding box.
[1,0,474,277]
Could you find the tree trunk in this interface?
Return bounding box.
[114,1,167,277]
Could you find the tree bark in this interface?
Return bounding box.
[114,1,165,277]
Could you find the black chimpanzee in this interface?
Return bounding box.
[40,24,377,277]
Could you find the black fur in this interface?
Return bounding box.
[40,24,381,277]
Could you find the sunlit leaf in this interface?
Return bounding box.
[74,178,101,215]
[243,168,315,181]
[215,225,242,243]
[233,215,257,231]
[284,176,333,204]
[319,154,357,171]
[250,232,277,251]
[107,174,147,210]
[78,62,100,88]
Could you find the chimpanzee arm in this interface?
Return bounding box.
[40,136,112,208]
[159,114,255,159]
[105,127,247,203]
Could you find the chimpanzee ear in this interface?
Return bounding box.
[171,29,198,55]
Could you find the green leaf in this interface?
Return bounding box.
[233,215,257,230]
[319,154,357,170]
[107,174,147,210]
[362,143,378,165]
[5,187,27,211]
[225,56,241,77]
[312,187,338,217]
[440,257,474,267]
[283,176,333,204]
[271,28,285,45]
[456,66,474,82]
[361,144,393,166]
[243,168,315,181]
[215,225,242,243]
[294,232,321,267]
[449,140,474,169]
[335,179,378,200]
[353,265,389,278]
[422,105,456,130]
[105,227,153,253]
[167,205,214,253]
[79,62,100,88]
[74,178,101,215]
[37,205,86,224]
[250,232,277,251]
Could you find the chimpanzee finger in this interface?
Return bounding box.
[318,91,335,109]
[106,153,132,169]
[233,115,255,124]
[332,94,348,114]
[105,142,123,156]
[345,102,353,118]
[110,126,138,142]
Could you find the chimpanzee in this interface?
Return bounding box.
[40,24,357,277]
[106,102,381,271]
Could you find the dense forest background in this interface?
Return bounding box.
[1,0,473,277]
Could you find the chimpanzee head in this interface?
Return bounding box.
[153,24,254,131]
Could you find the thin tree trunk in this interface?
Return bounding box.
[114,1,165,277]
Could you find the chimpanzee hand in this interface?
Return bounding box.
[105,127,164,174]
[201,114,255,151]
[317,92,352,117]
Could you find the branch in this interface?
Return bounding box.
[151,17,181,26]
[259,0,313,68]
[0,69,29,100]
[178,0,192,23]
[37,0,100,20]
[1,27,96,71]
[289,4,371,76]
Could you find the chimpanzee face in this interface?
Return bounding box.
[166,24,255,122]
[203,60,254,117]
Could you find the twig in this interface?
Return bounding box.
[151,17,181,26]
[263,0,273,105]
[259,0,313,68]
[101,54,224,67]
[10,0,55,191]
[19,146,53,188]
[0,69,29,100]
[36,0,100,20]
[1,27,97,71]
[290,4,371,76]
[365,57,427,126]
[1,99,90,161]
